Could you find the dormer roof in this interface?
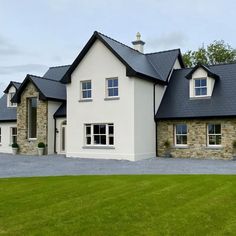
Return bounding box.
[185,63,220,80]
[3,81,21,94]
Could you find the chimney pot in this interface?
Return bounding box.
[132,32,145,53]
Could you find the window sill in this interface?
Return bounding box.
[83,146,115,150]
[28,138,37,142]
[79,99,93,102]
[174,145,189,149]
[205,146,223,150]
[190,96,211,100]
[104,97,120,101]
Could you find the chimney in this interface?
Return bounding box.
[132,32,145,53]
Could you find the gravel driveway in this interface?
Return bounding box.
[0,153,236,177]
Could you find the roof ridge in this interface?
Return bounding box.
[96,31,144,55]
[145,48,180,55]
[11,81,21,84]
[173,61,236,71]
[28,74,63,83]
[208,61,236,68]
[49,64,71,69]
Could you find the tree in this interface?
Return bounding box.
[183,40,236,67]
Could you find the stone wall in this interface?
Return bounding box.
[157,118,236,160]
[17,82,48,155]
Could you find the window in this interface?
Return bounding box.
[85,124,114,146]
[28,97,37,139]
[208,124,221,146]
[175,124,187,145]
[0,127,1,144]
[81,81,92,99]
[106,78,118,97]
[194,78,207,96]
[10,127,17,144]
[8,92,17,107]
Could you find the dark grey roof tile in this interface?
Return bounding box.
[156,63,236,119]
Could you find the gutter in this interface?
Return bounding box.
[153,83,158,157]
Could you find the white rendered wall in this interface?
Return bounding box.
[66,40,135,160]
[134,78,156,160]
[47,101,62,154]
[0,122,17,153]
[55,117,67,154]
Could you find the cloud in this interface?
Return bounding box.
[0,35,22,56]
[146,32,188,51]
[0,64,48,75]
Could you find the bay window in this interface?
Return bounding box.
[85,124,114,146]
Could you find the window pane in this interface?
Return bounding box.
[209,135,216,145]
[94,125,99,134]
[86,126,91,135]
[109,125,114,135]
[215,124,221,134]
[176,136,182,144]
[182,135,187,144]
[87,90,92,98]
[201,79,206,87]
[94,135,100,144]
[182,125,187,134]
[176,124,187,134]
[82,82,87,90]
[108,79,113,88]
[12,128,17,135]
[113,88,118,96]
[100,125,106,134]
[109,137,114,145]
[82,91,87,98]
[87,82,91,89]
[101,135,106,145]
[201,88,207,95]
[216,135,221,145]
[208,124,214,134]
[113,79,118,87]
[86,137,91,145]
[195,79,201,87]
[195,88,201,96]
[108,88,113,97]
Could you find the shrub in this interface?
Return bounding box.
[164,140,171,149]
[38,142,46,148]
[12,143,19,148]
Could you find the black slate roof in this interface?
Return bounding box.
[156,63,236,119]
[43,65,70,81]
[54,103,66,118]
[61,31,184,84]
[13,74,66,103]
[0,94,17,122]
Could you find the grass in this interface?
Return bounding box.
[0,175,236,236]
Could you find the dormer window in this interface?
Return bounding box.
[186,64,220,99]
[194,78,207,96]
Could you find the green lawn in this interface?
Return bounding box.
[0,175,236,236]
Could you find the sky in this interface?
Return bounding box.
[0,0,236,93]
